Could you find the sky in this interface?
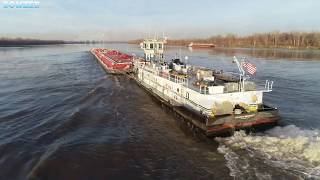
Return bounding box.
[0,0,319,41]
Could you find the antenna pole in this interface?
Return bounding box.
[233,56,246,91]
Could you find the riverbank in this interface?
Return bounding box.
[128,40,320,50]
[0,38,126,47]
[128,31,320,50]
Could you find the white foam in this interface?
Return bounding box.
[265,125,320,139]
[217,125,320,178]
[217,145,249,178]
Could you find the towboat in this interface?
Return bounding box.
[188,42,215,48]
[130,37,280,136]
[91,48,133,74]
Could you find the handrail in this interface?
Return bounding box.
[142,65,273,95]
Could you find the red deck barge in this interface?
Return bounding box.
[91,48,133,74]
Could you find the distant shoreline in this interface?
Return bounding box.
[128,42,320,50]
[2,32,319,50]
[128,41,320,50]
[128,31,320,50]
[0,38,126,47]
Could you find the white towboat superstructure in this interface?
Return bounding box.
[131,37,279,136]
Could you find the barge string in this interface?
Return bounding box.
[90,48,133,74]
[90,37,280,137]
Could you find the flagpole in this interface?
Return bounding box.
[233,56,245,92]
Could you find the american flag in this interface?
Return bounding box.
[242,61,257,75]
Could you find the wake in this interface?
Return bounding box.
[216,125,320,179]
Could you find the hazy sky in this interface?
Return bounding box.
[0,0,319,40]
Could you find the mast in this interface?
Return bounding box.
[233,56,246,92]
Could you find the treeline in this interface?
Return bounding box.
[0,38,65,46]
[0,38,121,46]
[209,32,320,48]
[129,32,320,49]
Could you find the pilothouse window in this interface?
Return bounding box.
[159,43,162,49]
[150,43,153,49]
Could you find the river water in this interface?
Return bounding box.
[0,44,320,179]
